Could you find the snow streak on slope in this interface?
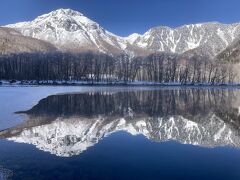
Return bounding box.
[128,23,240,56]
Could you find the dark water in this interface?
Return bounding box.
[1,87,240,179]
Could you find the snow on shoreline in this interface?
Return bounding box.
[0,80,240,87]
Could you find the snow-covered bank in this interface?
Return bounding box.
[1,80,240,87]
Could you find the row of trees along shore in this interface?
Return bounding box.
[0,52,236,84]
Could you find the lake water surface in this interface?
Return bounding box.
[1,86,240,180]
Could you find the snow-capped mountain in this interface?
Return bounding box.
[129,22,240,57]
[5,8,240,57]
[6,9,134,55]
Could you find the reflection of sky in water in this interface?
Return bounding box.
[1,132,240,180]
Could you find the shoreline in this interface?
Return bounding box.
[0,80,240,88]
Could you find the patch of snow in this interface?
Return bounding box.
[125,33,141,44]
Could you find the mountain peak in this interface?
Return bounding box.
[22,8,102,34]
[44,8,83,17]
[5,8,126,54]
[34,8,85,23]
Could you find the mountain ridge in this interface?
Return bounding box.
[4,8,240,57]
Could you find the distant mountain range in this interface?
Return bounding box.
[2,8,240,60]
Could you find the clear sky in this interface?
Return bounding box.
[1,0,240,36]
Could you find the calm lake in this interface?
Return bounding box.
[1,86,240,180]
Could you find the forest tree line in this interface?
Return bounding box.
[0,52,237,84]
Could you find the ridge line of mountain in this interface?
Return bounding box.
[1,8,240,59]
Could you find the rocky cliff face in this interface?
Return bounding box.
[216,38,240,63]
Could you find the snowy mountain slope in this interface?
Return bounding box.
[5,9,138,55]
[129,22,240,57]
[1,114,239,157]
[0,27,56,54]
[5,9,240,57]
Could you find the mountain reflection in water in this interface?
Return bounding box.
[1,89,240,157]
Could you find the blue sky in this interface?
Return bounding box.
[1,0,240,36]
